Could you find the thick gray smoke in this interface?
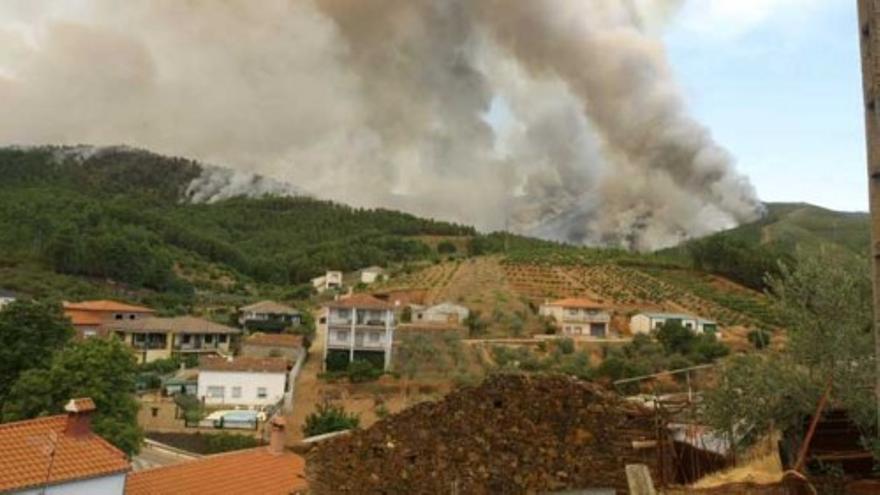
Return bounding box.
[0,0,760,249]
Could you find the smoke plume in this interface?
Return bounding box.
[0,0,761,249]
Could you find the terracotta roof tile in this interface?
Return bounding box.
[199,356,289,373]
[244,333,304,349]
[325,294,394,310]
[64,309,106,327]
[125,447,308,495]
[0,415,129,492]
[62,300,155,313]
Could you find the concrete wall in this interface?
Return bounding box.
[14,473,126,495]
[197,370,286,407]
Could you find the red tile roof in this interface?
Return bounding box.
[125,447,308,495]
[244,333,304,349]
[0,415,129,492]
[63,300,155,314]
[64,309,106,327]
[325,294,394,310]
[545,298,607,310]
[199,356,289,373]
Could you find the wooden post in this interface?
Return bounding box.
[626,464,657,495]
[857,0,880,433]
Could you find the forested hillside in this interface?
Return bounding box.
[0,147,476,307]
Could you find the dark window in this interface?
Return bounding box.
[219,334,228,343]
[115,314,123,320]
[151,407,159,418]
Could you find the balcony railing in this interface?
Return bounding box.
[132,341,167,350]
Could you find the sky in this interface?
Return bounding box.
[662,0,868,212]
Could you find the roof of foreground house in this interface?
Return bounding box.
[106,316,241,335]
[199,356,289,373]
[62,300,155,313]
[125,447,308,495]
[325,293,395,311]
[0,415,129,492]
[239,300,300,315]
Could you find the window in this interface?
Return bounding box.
[653,321,663,330]
[207,386,225,398]
[133,334,146,344]
[182,335,191,344]
[115,313,123,320]
[205,335,214,344]
[257,387,268,399]
[218,334,228,343]
[231,386,242,399]
[568,309,578,316]
[83,330,97,338]
[370,332,381,343]
[151,407,159,418]
[129,314,136,320]
[336,330,349,341]
[684,322,693,330]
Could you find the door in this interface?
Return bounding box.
[590,323,606,338]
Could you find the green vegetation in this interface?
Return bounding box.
[0,146,475,309]
[302,402,360,438]
[0,300,74,410]
[702,249,875,455]
[203,432,261,453]
[3,337,143,455]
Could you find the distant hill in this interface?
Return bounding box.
[712,202,869,257]
[0,146,477,308]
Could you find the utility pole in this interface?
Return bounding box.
[857,0,880,431]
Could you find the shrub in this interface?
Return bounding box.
[302,402,359,438]
[558,338,575,355]
[204,433,261,454]
[747,329,772,350]
[437,241,457,254]
[325,350,351,372]
[348,359,382,383]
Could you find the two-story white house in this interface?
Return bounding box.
[323,294,395,371]
[630,312,719,336]
[539,298,613,338]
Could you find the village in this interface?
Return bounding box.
[0,257,777,495]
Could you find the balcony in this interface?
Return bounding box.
[132,341,167,350]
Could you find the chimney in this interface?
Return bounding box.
[269,416,287,455]
[64,398,96,437]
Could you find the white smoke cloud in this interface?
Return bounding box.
[0,0,761,250]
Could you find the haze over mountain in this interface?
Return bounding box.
[0,1,761,250]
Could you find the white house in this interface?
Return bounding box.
[0,289,16,311]
[412,302,470,324]
[359,266,387,285]
[0,398,129,495]
[198,356,289,407]
[630,312,719,336]
[323,294,395,371]
[539,298,613,338]
[311,271,344,293]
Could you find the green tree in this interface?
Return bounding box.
[464,310,488,337]
[0,300,74,410]
[302,402,359,438]
[2,338,143,455]
[654,320,696,355]
[703,249,875,453]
